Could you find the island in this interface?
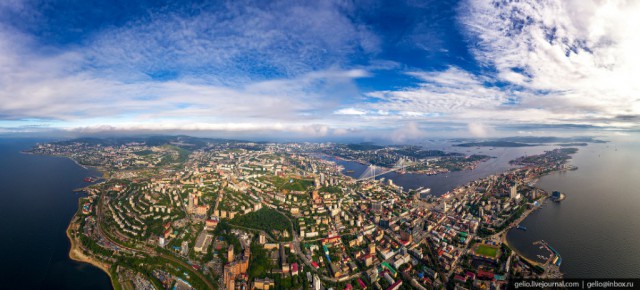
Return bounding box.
[28,136,579,290]
[454,141,533,147]
[324,144,493,175]
[454,136,607,148]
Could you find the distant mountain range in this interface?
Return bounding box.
[453,136,607,147]
[52,135,265,151]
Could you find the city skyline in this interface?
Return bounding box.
[1,0,639,141]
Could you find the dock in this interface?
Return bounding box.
[533,240,562,267]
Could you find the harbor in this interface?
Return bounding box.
[533,240,562,267]
[506,140,640,278]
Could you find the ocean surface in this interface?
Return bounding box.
[0,139,112,289]
[506,136,640,278]
[1,135,638,286]
[331,135,640,278]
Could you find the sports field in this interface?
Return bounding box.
[474,244,499,258]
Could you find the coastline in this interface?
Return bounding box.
[19,147,115,287]
[22,151,109,178]
[68,156,89,170]
[500,191,561,275]
[57,152,114,287]
[502,229,542,268]
[66,155,115,288]
[66,212,116,289]
[65,156,110,180]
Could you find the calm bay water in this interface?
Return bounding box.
[507,136,640,278]
[330,136,640,278]
[0,139,112,289]
[329,144,557,195]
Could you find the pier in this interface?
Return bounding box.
[532,240,563,278]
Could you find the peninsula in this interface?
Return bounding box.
[29,136,579,289]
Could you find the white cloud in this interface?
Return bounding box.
[0,25,371,133]
[458,0,640,125]
[467,122,493,137]
[365,67,508,119]
[390,122,428,143]
[334,108,367,115]
[354,0,640,133]
[2,0,639,139]
[0,1,383,137]
[67,122,334,136]
[85,0,379,82]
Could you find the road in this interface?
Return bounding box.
[96,193,216,289]
[490,196,547,241]
[264,202,362,283]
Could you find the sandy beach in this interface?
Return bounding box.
[66,215,115,288]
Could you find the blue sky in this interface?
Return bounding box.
[1,0,639,141]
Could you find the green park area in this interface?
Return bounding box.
[230,208,291,233]
[267,176,314,192]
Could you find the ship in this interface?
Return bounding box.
[418,188,432,199]
[418,188,432,194]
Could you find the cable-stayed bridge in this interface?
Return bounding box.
[356,158,413,181]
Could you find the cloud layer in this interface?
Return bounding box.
[1,0,639,140]
[458,0,640,127]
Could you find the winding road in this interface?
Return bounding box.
[96,193,216,289]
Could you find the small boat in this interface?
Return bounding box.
[516,224,527,231]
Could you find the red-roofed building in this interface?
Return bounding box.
[163,228,172,239]
[357,278,367,289]
[322,236,341,245]
[362,253,374,266]
[465,271,476,281]
[454,275,467,283]
[477,269,495,280]
[290,263,299,276]
[205,219,218,228]
[289,242,296,253]
[386,280,402,290]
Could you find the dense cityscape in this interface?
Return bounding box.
[3,0,640,289]
[28,136,581,290]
